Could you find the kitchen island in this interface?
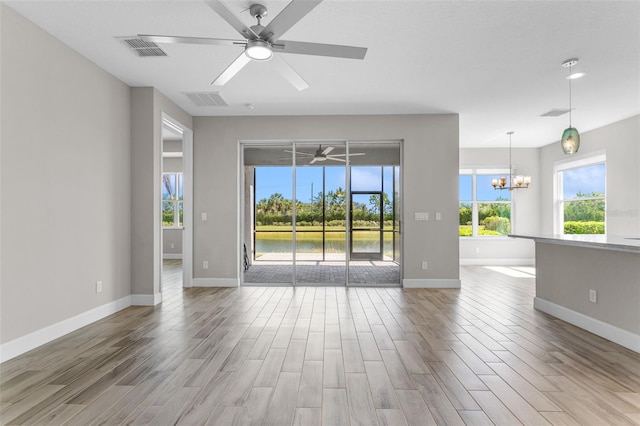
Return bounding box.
[510,234,640,352]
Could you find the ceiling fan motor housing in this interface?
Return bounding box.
[250,4,268,20]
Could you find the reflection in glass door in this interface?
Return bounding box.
[350,192,383,260]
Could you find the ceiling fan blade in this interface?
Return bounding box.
[321,146,334,155]
[274,40,367,60]
[211,52,251,86]
[284,149,314,156]
[271,54,309,91]
[309,158,318,164]
[259,0,322,42]
[326,156,346,162]
[138,34,243,47]
[326,152,366,157]
[204,0,257,40]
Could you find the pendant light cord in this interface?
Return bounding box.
[568,63,572,126]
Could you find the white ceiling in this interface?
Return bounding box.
[5,1,639,148]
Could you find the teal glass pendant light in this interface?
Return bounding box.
[561,58,581,154]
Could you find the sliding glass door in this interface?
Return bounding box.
[295,143,347,285]
[242,140,400,286]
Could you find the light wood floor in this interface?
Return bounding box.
[1,266,639,425]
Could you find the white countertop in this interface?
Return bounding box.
[509,234,640,253]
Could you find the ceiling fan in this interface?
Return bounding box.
[139,0,367,91]
[285,145,365,164]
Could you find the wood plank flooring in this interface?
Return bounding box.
[1,265,639,425]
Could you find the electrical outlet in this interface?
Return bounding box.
[589,289,597,303]
[201,212,208,221]
[96,281,103,294]
[435,212,441,221]
[203,261,209,269]
[421,261,428,270]
[475,247,480,254]
[170,243,175,249]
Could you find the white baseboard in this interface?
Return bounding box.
[193,278,239,287]
[534,297,640,353]
[460,258,535,266]
[131,293,162,306]
[0,296,132,363]
[402,279,461,289]
[162,253,182,260]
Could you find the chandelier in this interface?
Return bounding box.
[492,131,531,190]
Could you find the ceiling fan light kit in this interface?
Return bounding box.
[560,58,582,154]
[139,0,367,90]
[245,40,272,61]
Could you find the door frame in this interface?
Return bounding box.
[239,140,402,286]
[159,113,193,293]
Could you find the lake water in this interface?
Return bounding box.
[256,232,394,255]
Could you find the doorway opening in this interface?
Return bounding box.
[241,141,401,286]
[160,114,193,300]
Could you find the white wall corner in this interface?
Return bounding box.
[534,297,640,353]
[402,279,461,289]
[131,293,162,306]
[460,258,535,266]
[192,278,239,287]
[0,296,132,363]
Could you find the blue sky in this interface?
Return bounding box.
[459,174,511,201]
[255,166,394,202]
[458,164,605,201]
[562,163,605,198]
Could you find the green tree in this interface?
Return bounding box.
[459,202,472,225]
[564,192,605,222]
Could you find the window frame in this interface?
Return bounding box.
[460,167,513,238]
[553,152,606,235]
[162,172,183,229]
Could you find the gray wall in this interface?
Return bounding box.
[162,229,183,256]
[193,115,460,284]
[540,115,640,236]
[131,88,191,299]
[1,5,131,343]
[459,147,540,263]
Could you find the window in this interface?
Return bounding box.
[460,168,512,237]
[162,173,183,227]
[555,154,606,234]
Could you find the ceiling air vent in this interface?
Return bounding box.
[184,92,229,107]
[118,37,167,57]
[540,108,571,117]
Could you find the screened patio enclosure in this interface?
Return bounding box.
[242,141,401,286]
